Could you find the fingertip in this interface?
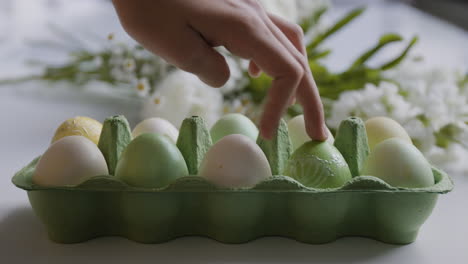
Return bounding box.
[305,122,328,142]
[248,61,262,78]
[198,54,231,87]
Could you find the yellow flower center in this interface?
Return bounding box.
[137,83,145,91]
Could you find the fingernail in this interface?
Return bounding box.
[322,124,329,140]
[248,69,261,78]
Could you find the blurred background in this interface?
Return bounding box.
[0,0,467,77]
[2,0,467,172]
[0,0,467,169]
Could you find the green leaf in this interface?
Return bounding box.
[379,36,418,70]
[350,33,403,68]
[307,7,365,54]
[309,49,332,60]
[246,73,273,103]
[300,6,328,33]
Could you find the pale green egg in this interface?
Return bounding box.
[115,133,188,188]
[365,116,412,151]
[283,141,352,188]
[287,115,334,151]
[210,113,258,143]
[363,138,434,188]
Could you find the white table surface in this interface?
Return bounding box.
[1,0,467,263]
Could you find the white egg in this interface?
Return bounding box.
[33,136,108,187]
[287,115,334,151]
[365,116,412,151]
[132,117,179,143]
[199,134,271,188]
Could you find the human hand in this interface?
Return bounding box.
[112,0,328,140]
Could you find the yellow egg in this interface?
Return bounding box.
[365,116,412,151]
[52,116,103,145]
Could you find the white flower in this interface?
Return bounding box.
[403,118,435,152]
[140,63,156,76]
[328,57,468,174]
[141,70,223,128]
[327,82,421,129]
[383,59,468,131]
[426,144,468,176]
[134,78,150,97]
[123,58,136,72]
[110,66,133,83]
[218,52,249,94]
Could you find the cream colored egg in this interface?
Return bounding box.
[287,115,334,151]
[365,116,412,151]
[33,136,108,187]
[199,134,271,188]
[363,138,434,188]
[132,117,179,143]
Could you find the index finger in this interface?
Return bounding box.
[267,14,328,141]
[189,10,304,139]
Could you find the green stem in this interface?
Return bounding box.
[300,6,328,32]
[350,33,403,68]
[307,7,365,53]
[379,36,418,70]
[310,49,332,60]
[0,76,43,85]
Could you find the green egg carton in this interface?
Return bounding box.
[11,116,453,245]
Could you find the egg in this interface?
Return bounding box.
[33,136,108,187]
[365,116,412,151]
[132,118,179,143]
[210,113,258,143]
[284,141,352,188]
[115,133,188,188]
[287,115,334,151]
[52,116,102,145]
[363,138,434,188]
[199,134,271,188]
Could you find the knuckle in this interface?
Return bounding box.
[286,61,304,81]
[291,24,304,40]
[235,13,262,34]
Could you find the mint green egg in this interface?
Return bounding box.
[284,141,352,188]
[210,113,258,143]
[115,133,188,188]
[363,138,434,188]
